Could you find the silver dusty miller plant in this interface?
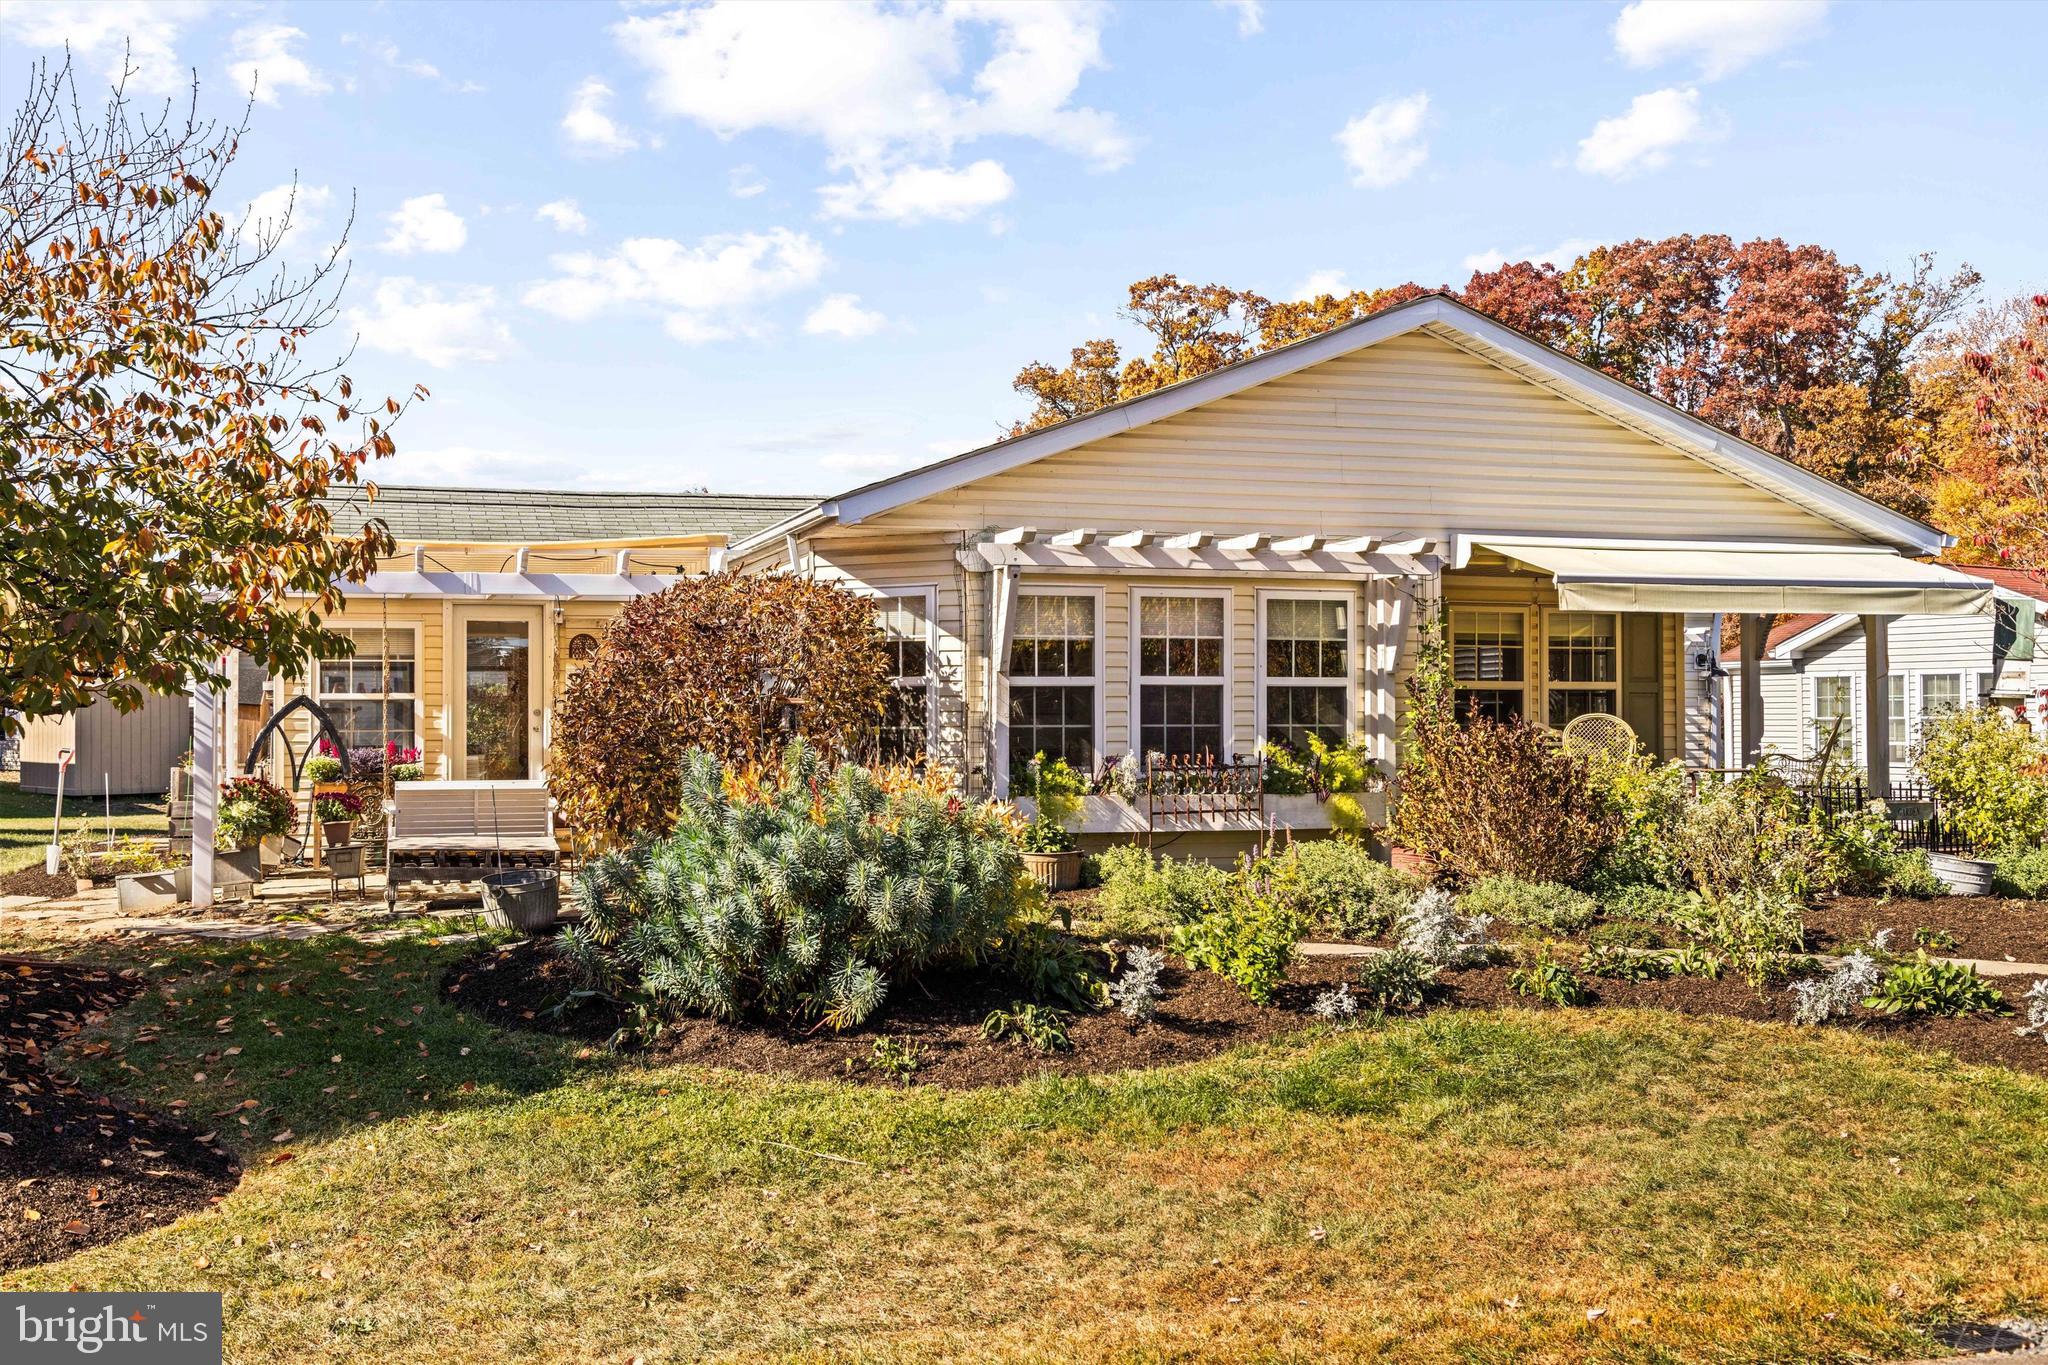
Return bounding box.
[2017,979,2048,1043]
[1788,950,1882,1026]
[1310,982,1359,1024]
[1109,945,1166,1021]
[1396,887,1492,967]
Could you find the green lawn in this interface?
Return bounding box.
[0,772,167,875]
[6,930,2046,1363]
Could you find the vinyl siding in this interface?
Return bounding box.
[18,692,191,796]
[862,333,1863,543]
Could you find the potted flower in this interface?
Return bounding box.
[217,775,297,868]
[314,788,366,850]
[1014,753,1085,891]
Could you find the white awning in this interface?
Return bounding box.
[330,571,681,601]
[1475,540,1992,615]
[964,530,1443,580]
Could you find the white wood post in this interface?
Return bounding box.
[1862,614,1893,799]
[190,664,224,908]
[1739,613,1766,768]
[988,563,1021,798]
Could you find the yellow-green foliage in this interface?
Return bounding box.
[1916,707,2048,851]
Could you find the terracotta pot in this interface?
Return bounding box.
[321,820,354,850]
[1022,849,1083,892]
[1390,845,1438,880]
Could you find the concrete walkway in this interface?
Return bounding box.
[0,872,491,942]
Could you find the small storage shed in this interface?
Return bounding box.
[18,692,191,796]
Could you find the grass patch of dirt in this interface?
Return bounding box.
[0,957,240,1271]
[1807,896,2048,963]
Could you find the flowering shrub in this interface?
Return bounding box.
[217,775,296,850]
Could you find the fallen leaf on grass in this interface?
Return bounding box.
[270,1130,294,1143]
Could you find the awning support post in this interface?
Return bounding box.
[1739,614,1766,768]
[1862,614,1893,801]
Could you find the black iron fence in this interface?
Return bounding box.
[1800,778,1973,855]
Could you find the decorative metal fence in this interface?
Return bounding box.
[1144,754,1264,835]
[1802,778,1973,854]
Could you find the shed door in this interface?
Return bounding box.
[1622,614,1664,756]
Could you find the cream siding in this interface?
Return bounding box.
[862,333,1864,544]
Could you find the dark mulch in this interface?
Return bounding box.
[0,958,241,1272]
[0,866,78,900]
[446,938,2048,1087]
[445,936,1356,1087]
[1806,896,2048,964]
[1446,964,2048,1078]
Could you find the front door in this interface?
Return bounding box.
[454,607,543,779]
[1621,613,1664,756]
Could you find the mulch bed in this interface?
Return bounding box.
[0,866,79,900]
[1806,897,2048,964]
[446,936,1356,1087]
[0,958,241,1272]
[446,938,2048,1087]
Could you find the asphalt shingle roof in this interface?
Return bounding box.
[322,485,818,543]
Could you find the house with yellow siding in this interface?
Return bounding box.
[264,487,814,783]
[717,294,1989,854]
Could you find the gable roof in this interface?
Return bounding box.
[733,293,1948,557]
[1949,563,2048,604]
[1719,613,1835,662]
[323,485,818,543]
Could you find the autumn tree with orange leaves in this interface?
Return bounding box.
[1,59,422,729]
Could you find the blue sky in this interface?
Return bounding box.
[5,0,2042,497]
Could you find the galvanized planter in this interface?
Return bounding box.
[1927,852,1995,897]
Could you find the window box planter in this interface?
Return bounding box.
[1926,852,1995,896]
[115,848,264,910]
[1017,791,1386,835]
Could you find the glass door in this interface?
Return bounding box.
[456,610,540,779]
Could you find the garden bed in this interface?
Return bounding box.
[1805,896,2048,963]
[0,866,77,900]
[446,936,1359,1086]
[0,958,241,1271]
[447,937,2048,1087]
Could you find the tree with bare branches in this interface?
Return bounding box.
[1,56,423,729]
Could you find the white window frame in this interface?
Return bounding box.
[1540,608,1622,730]
[1885,672,1909,769]
[312,623,422,755]
[1806,672,1860,764]
[1131,586,1233,759]
[1449,605,1532,723]
[1255,587,1356,750]
[1006,585,1105,775]
[872,586,938,762]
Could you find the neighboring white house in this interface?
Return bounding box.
[1717,564,2048,771]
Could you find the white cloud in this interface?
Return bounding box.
[0,0,208,96]
[522,228,829,344]
[803,293,887,339]
[1575,86,1716,178]
[1291,269,1349,300]
[819,160,1014,224]
[562,77,639,156]
[614,0,1128,224]
[729,165,768,199]
[1614,0,1829,80]
[1460,237,1601,274]
[347,279,514,368]
[1216,0,1265,37]
[535,199,589,235]
[1336,92,1430,189]
[244,181,333,248]
[227,24,331,105]
[379,194,468,255]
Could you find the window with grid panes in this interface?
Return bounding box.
[1137,593,1226,758]
[1451,609,1526,723]
[1811,675,1856,760]
[874,594,931,761]
[1263,596,1350,751]
[1545,611,1620,727]
[1007,593,1097,774]
[314,628,418,751]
